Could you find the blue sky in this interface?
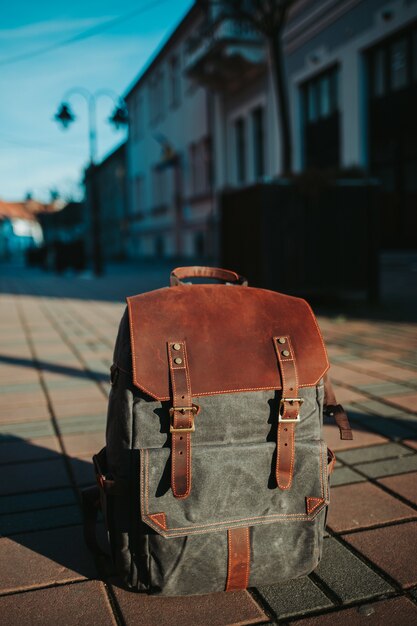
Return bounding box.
[0,0,193,201]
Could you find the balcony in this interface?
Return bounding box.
[185,17,266,92]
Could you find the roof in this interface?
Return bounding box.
[0,199,57,222]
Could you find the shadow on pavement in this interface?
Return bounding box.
[0,435,105,583]
[0,354,108,382]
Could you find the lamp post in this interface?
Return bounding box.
[54,88,128,276]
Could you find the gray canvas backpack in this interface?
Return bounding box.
[82,266,352,596]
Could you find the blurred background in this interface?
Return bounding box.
[0,0,416,308]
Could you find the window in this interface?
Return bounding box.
[252,106,265,179]
[235,118,246,184]
[369,26,417,98]
[301,66,340,169]
[148,71,164,123]
[152,167,168,209]
[169,55,181,107]
[303,67,339,122]
[134,175,145,213]
[390,38,407,91]
[189,137,212,196]
[373,49,386,97]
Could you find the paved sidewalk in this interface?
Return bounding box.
[0,264,417,625]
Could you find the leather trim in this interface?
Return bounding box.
[226,527,251,591]
[168,341,193,499]
[148,512,167,530]
[306,497,326,515]
[127,285,329,401]
[273,336,299,490]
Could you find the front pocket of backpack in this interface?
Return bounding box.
[140,439,328,537]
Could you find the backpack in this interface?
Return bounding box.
[82,266,352,596]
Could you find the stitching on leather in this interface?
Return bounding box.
[145,449,149,514]
[226,529,232,590]
[274,336,297,490]
[244,527,250,588]
[168,340,192,498]
[319,441,324,499]
[144,515,314,537]
[306,497,324,515]
[132,382,321,401]
[149,512,167,530]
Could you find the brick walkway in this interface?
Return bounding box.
[0,264,416,625]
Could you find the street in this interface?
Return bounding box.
[0,262,416,625]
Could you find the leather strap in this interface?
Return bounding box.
[226,527,250,591]
[167,340,196,499]
[170,266,248,286]
[323,373,353,440]
[273,336,301,490]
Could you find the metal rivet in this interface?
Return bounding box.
[282,350,290,357]
[174,357,183,365]
[278,337,286,344]
[173,343,181,351]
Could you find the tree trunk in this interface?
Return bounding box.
[269,30,292,176]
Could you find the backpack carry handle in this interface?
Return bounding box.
[170,266,248,286]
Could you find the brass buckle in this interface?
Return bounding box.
[279,397,304,423]
[169,405,198,433]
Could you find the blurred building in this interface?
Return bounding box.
[124,0,417,259]
[0,199,49,260]
[39,201,85,246]
[85,142,128,263]
[95,142,128,260]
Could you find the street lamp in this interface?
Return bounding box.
[54,88,128,276]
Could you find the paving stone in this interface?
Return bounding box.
[52,400,106,419]
[0,525,97,593]
[330,466,366,486]
[0,382,42,394]
[57,413,106,435]
[62,431,105,456]
[358,382,417,396]
[0,404,50,423]
[257,576,333,619]
[0,458,70,495]
[355,454,417,478]
[70,455,95,486]
[112,586,268,626]
[314,537,392,601]
[290,596,417,626]
[403,439,417,451]
[387,392,417,413]
[0,580,116,626]
[348,413,417,440]
[343,522,417,588]
[377,472,417,506]
[336,443,414,465]
[353,399,412,419]
[323,424,388,452]
[0,420,54,440]
[0,487,76,514]
[327,482,416,532]
[0,435,61,464]
[0,504,81,535]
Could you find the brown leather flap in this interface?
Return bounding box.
[127,285,329,401]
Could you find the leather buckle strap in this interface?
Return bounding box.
[169,404,198,433]
[273,336,300,490]
[167,340,194,499]
[279,397,303,422]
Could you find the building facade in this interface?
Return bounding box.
[94,142,128,260]
[124,0,417,258]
